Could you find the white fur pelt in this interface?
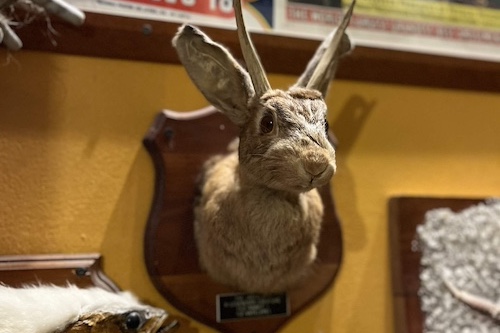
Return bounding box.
[0,284,148,333]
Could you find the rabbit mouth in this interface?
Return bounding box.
[273,165,333,192]
[307,165,334,187]
[306,177,328,190]
[294,175,329,192]
[310,177,326,188]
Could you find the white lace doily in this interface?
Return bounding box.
[417,199,500,332]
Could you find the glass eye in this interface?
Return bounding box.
[125,311,143,330]
[260,114,274,134]
[324,118,329,134]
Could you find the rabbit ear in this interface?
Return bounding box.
[295,0,355,97]
[173,24,255,126]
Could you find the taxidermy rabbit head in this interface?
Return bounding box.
[173,0,354,293]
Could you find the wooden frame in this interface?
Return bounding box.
[12,12,500,93]
[388,197,484,333]
[0,253,120,291]
[0,254,200,333]
[142,107,343,333]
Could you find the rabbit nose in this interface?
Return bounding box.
[303,153,329,177]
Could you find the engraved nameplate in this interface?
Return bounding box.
[216,292,290,322]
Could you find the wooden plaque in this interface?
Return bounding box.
[0,253,197,333]
[0,253,119,291]
[143,107,343,333]
[389,197,485,333]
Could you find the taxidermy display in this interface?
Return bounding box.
[173,0,355,293]
[0,0,84,50]
[0,284,178,333]
[418,199,500,332]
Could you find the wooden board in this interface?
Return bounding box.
[388,197,484,333]
[0,253,197,333]
[13,13,500,93]
[143,107,343,333]
[0,253,120,291]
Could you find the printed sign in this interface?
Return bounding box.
[66,0,500,61]
[216,292,290,322]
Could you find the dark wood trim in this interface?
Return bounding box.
[13,11,500,93]
[0,253,121,292]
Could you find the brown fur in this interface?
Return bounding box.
[193,88,335,293]
[173,1,353,293]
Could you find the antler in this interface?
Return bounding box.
[233,0,271,98]
[306,0,355,91]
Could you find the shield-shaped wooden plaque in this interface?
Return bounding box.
[143,107,343,333]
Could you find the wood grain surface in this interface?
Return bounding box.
[12,12,500,93]
[143,107,343,333]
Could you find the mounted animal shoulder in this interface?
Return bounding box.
[173,0,355,294]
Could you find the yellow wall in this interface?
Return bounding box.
[1,50,500,333]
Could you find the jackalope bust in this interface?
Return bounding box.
[173,0,354,294]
